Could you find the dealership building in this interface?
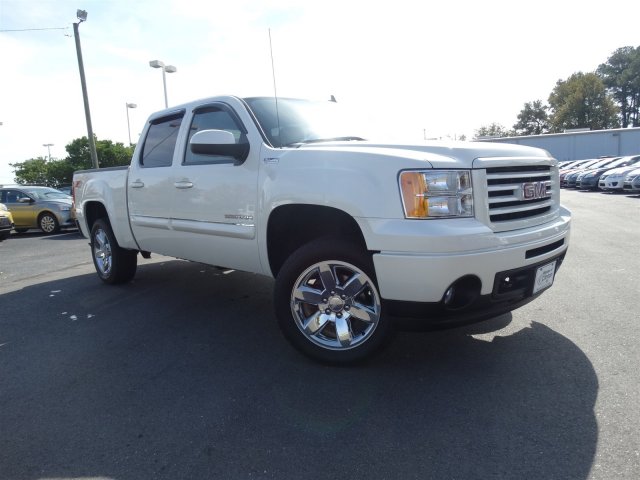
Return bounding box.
[480,127,640,162]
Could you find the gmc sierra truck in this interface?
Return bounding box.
[73,96,571,363]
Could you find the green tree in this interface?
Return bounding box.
[548,72,619,131]
[597,46,640,127]
[11,136,135,187]
[474,123,514,139]
[65,136,135,169]
[10,157,50,185]
[513,100,550,135]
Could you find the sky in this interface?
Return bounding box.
[1,0,639,184]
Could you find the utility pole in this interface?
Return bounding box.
[73,9,99,169]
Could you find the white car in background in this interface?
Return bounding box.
[599,155,640,191]
[623,167,640,194]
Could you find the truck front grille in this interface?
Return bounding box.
[485,165,557,229]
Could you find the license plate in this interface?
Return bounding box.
[533,260,556,294]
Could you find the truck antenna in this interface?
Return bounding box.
[268,28,282,147]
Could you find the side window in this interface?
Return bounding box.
[184,105,246,165]
[4,190,24,204]
[140,113,184,168]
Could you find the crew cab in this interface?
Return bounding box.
[73,96,571,363]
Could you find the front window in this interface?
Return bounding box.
[243,97,366,148]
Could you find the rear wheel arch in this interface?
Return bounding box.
[83,201,110,233]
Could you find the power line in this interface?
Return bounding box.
[0,27,69,32]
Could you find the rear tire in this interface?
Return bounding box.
[274,237,392,364]
[90,218,137,284]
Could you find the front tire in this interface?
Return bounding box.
[39,212,60,234]
[274,238,392,364]
[90,218,137,284]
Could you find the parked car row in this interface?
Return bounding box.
[559,155,640,193]
[0,186,76,236]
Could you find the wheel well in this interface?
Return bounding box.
[267,204,368,277]
[84,202,109,232]
[37,211,56,221]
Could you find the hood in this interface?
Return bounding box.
[297,140,553,169]
[604,165,640,176]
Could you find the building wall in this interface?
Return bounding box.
[480,128,640,161]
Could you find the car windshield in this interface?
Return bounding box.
[24,188,70,200]
[243,97,366,148]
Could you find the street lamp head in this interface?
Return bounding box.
[164,65,177,74]
[149,60,165,69]
[76,9,88,22]
[126,103,137,109]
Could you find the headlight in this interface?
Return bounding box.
[58,205,71,211]
[399,170,473,219]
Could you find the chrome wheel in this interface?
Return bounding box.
[291,260,381,351]
[93,227,112,276]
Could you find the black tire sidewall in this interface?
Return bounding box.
[274,237,392,364]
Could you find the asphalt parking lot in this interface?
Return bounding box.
[0,189,638,480]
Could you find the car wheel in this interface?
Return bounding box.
[274,237,392,364]
[90,218,137,284]
[39,212,60,234]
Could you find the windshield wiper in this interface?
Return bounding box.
[283,136,365,148]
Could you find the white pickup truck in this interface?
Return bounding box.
[73,95,571,363]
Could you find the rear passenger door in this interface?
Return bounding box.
[127,111,185,254]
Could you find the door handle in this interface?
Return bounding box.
[130,180,144,188]
[174,180,194,189]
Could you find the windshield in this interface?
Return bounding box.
[243,97,366,148]
[24,188,70,200]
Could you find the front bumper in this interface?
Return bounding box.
[365,207,570,325]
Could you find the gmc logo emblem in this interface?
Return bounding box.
[521,181,551,200]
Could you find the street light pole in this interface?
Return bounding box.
[126,103,137,146]
[149,60,177,108]
[73,9,99,169]
[43,143,53,161]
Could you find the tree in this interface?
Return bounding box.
[548,72,619,132]
[597,46,640,127]
[11,136,135,187]
[474,123,514,139]
[10,157,50,186]
[513,100,550,135]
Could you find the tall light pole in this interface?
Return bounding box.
[73,9,99,169]
[43,143,54,161]
[149,60,177,108]
[125,103,137,146]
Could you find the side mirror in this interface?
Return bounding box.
[189,129,250,163]
[18,197,33,203]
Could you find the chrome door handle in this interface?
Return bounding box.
[174,181,194,189]
[130,180,144,188]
